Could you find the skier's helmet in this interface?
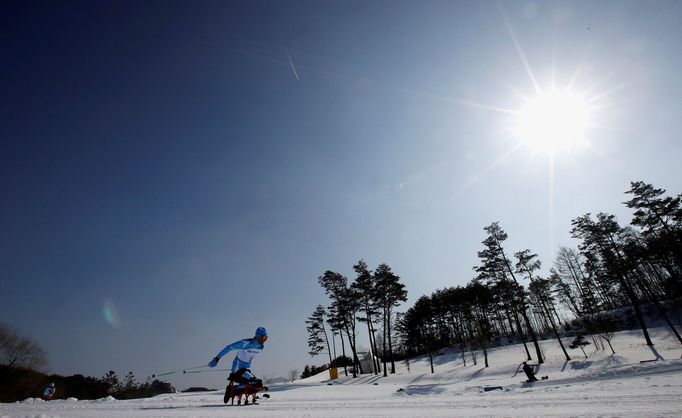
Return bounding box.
[255,327,268,338]
[49,383,55,387]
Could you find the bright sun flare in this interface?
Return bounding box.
[515,89,591,153]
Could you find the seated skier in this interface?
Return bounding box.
[209,326,269,404]
[42,383,56,400]
[522,361,538,382]
[229,367,263,387]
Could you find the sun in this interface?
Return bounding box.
[515,89,592,154]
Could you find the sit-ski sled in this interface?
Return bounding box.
[223,369,270,405]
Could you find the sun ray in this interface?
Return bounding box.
[588,122,632,133]
[567,51,591,91]
[465,143,523,188]
[498,2,541,93]
[583,57,631,96]
[562,148,584,176]
[588,83,626,103]
[551,21,558,90]
[551,53,556,90]
[423,93,518,115]
[585,104,611,113]
[548,154,555,256]
[505,83,532,102]
[579,141,621,170]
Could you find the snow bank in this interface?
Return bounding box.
[19,398,44,404]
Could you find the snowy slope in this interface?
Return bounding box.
[2,327,682,417]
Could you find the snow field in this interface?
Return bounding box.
[2,327,682,417]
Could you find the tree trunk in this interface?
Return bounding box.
[388,312,396,374]
[382,308,388,377]
[540,296,571,361]
[480,308,490,368]
[331,330,337,364]
[421,324,435,373]
[322,324,333,366]
[482,344,489,367]
[465,322,477,365]
[600,232,654,346]
[622,279,654,346]
[339,331,348,377]
[652,300,682,344]
[345,318,363,375]
[372,329,381,373]
[514,309,532,361]
[637,270,682,345]
[366,305,381,374]
[500,249,543,363]
[520,307,544,363]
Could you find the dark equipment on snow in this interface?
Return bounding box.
[522,361,538,382]
[223,368,269,405]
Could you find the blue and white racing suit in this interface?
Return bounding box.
[214,338,265,373]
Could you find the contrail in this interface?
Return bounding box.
[284,47,300,81]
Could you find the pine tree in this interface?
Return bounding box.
[301,365,311,379]
[318,271,363,376]
[101,370,121,395]
[624,181,682,286]
[351,260,381,375]
[571,213,654,346]
[306,305,334,365]
[527,276,571,361]
[569,334,591,358]
[403,295,436,373]
[516,249,571,362]
[373,263,408,375]
[475,222,544,363]
[123,371,136,392]
[466,281,494,367]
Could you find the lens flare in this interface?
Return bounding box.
[102,299,122,328]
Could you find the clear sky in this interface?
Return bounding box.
[2,0,681,389]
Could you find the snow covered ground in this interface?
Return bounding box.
[3,327,682,417]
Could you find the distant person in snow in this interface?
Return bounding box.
[42,383,56,400]
[209,326,268,387]
[522,361,538,382]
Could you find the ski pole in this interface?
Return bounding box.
[152,364,210,378]
[184,368,230,374]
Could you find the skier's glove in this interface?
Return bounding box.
[209,357,220,368]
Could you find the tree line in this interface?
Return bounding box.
[307,181,682,374]
[306,262,408,378]
[1,322,174,402]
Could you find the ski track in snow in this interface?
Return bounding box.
[2,328,682,417]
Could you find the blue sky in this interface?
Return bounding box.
[2,0,681,388]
